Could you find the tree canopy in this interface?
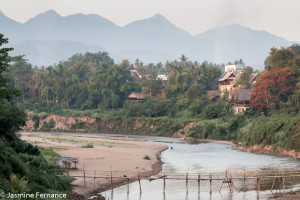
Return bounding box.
[264,47,299,70]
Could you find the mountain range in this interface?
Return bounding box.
[0,10,295,69]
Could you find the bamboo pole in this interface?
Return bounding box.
[282,171,285,194]
[83,163,86,187]
[94,171,96,189]
[210,174,212,194]
[127,178,130,194]
[163,173,166,194]
[271,171,278,193]
[219,171,225,193]
[111,167,113,193]
[198,173,200,193]
[138,169,142,194]
[186,173,188,194]
[256,172,260,192]
[243,173,246,192]
[231,173,234,192]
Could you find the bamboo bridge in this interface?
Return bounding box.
[56,168,300,197]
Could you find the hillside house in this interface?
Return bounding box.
[218,64,246,92]
[218,71,237,92]
[228,89,253,114]
[157,74,168,85]
[128,92,145,103]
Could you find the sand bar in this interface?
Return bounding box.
[21,132,168,199]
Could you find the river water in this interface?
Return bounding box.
[93,134,300,200]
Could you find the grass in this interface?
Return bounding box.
[25,134,136,148]
[39,146,62,164]
[81,143,94,148]
[38,146,69,173]
[26,133,42,137]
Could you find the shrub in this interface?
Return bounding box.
[187,122,216,139]
[81,143,94,148]
[32,115,40,129]
[10,174,29,193]
[143,155,151,160]
[38,112,48,119]
[70,119,85,130]
[41,119,55,131]
[202,102,232,119]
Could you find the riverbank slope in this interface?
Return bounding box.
[24,113,300,160]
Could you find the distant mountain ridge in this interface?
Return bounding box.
[0,10,294,69]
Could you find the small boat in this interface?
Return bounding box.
[149,175,167,181]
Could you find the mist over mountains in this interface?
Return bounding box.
[0,10,294,69]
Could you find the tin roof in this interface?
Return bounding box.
[157,74,168,81]
[230,89,253,101]
[130,70,142,80]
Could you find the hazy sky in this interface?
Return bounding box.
[1,0,300,42]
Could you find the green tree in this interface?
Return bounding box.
[7,56,33,102]
[291,43,300,56]
[233,68,253,89]
[265,47,295,70]
[89,63,134,108]
[0,34,26,137]
[142,79,163,97]
[187,84,205,101]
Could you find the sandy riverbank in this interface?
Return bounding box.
[21,132,168,199]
